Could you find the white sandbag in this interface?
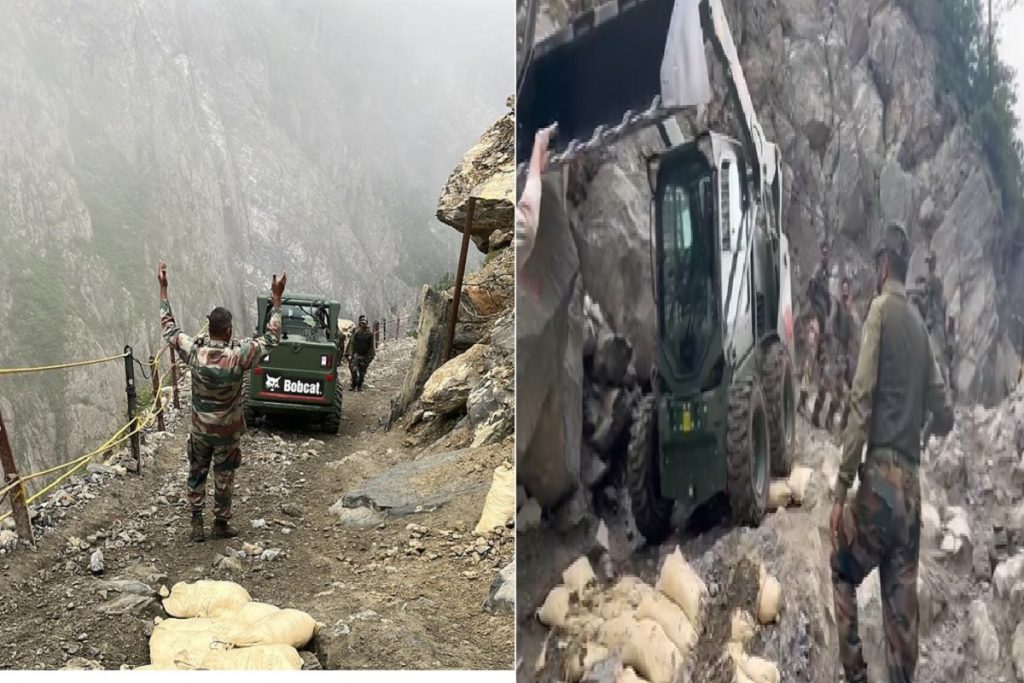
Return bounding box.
[617,666,648,683]
[537,585,571,628]
[610,576,655,607]
[623,618,682,683]
[768,481,793,510]
[149,617,227,667]
[655,548,707,631]
[787,466,814,504]
[757,570,781,625]
[162,580,251,618]
[738,654,780,683]
[225,601,281,626]
[730,609,755,645]
[727,642,780,683]
[474,465,516,534]
[598,614,635,651]
[563,556,597,595]
[222,607,317,648]
[635,593,696,658]
[192,644,304,670]
[598,615,681,683]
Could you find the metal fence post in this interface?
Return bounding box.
[0,409,35,547]
[150,355,165,432]
[169,345,181,410]
[444,196,476,362]
[382,319,387,346]
[124,346,141,473]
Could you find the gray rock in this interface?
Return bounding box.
[260,549,283,562]
[300,650,322,670]
[61,658,102,670]
[89,550,104,575]
[328,504,381,529]
[482,562,515,614]
[250,519,268,529]
[340,448,489,515]
[97,594,155,616]
[280,502,303,518]
[921,503,941,547]
[95,579,155,597]
[0,529,17,552]
[1013,621,1024,681]
[994,554,1024,598]
[214,555,244,572]
[968,599,1000,663]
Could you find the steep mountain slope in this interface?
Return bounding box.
[0,0,510,477]
[519,0,1021,403]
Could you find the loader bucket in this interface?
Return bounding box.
[517,0,708,163]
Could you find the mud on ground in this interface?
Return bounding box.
[0,338,513,670]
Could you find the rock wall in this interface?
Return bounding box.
[0,0,508,477]
[531,0,1020,403]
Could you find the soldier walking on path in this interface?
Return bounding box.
[158,261,286,542]
[829,224,953,683]
[345,315,375,391]
[811,277,858,432]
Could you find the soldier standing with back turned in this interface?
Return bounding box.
[829,224,953,683]
[158,261,286,542]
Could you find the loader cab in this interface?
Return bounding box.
[652,135,734,396]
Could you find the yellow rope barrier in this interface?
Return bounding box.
[0,323,202,525]
[0,352,128,376]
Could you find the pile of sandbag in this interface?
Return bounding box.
[537,549,707,683]
[137,580,318,670]
[536,550,784,683]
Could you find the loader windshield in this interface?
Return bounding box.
[657,168,715,377]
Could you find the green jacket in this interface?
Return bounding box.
[835,280,952,502]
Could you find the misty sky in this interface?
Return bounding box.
[999,4,1024,130]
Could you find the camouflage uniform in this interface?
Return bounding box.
[161,300,281,521]
[345,327,375,390]
[831,278,952,683]
[812,298,857,431]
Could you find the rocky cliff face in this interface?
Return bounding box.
[0,0,508,478]
[525,0,1021,402]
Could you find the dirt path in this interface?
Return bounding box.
[0,338,513,670]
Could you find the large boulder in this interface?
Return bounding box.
[421,343,490,415]
[389,285,452,422]
[516,172,583,509]
[436,106,514,253]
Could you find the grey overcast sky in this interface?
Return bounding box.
[999,5,1024,128]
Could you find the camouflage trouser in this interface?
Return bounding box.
[831,449,921,683]
[187,435,241,521]
[349,354,370,388]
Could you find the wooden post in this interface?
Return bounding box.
[373,321,380,348]
[444,196,476,362]
[124,346,141,474]
[0,409,35,547]
[169,345,181,410]
[382,319,387,345]
[150,355,165,432]
[396,315,400,340]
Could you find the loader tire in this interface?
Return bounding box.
[626,396,672,544]
[763,341,796,477]
[726,375,770,526]
[242,374,255,427]
[322,380,343,434]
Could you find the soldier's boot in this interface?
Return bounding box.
[211,519,239,539]
[826,402,840,434]
[810,392,825,429]
[190,512,205,543]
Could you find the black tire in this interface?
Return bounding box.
[322,380,343,434]
[626,395,673,544]
[763,341,796,477]
[242,374,255,427]
[726,375,770,526]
